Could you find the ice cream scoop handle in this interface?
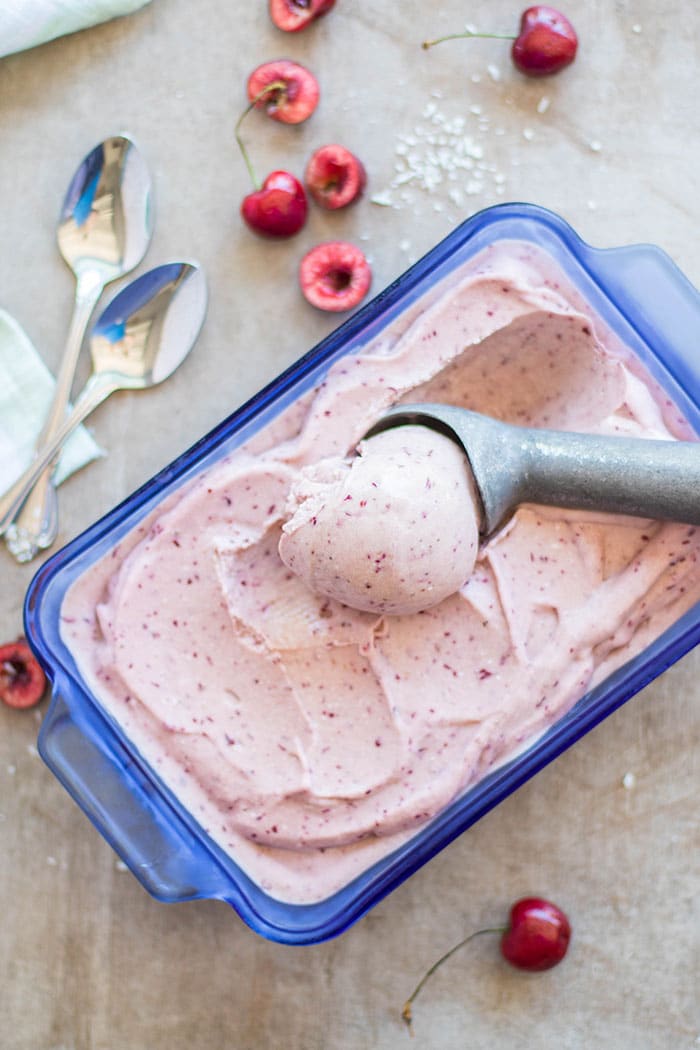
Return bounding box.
[516,429,700,527]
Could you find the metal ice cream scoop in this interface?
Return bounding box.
[365,403,700,535]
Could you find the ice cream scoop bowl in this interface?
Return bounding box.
[366,402,700,536]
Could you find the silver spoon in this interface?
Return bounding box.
[4,134,153,561]
[0,262,207,545]
[366,402,700,535]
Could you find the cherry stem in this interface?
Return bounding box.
[422,31,515,50]
[401,926,506,1035]
[234,80,287,190]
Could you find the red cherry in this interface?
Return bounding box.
[512,7,578,76]
[247,59,320,125]
[241,170,308,238]
[269,0,335,33]
[0,637,47,709]
[235,72,312,238]
[402,896,571,1032]
[299,241,371,312]
[304,144,366,210]
[422,6,578,78]
[500,897,571,970]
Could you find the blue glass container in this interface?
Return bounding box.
[24,203,700,945]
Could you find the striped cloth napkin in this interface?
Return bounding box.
[0,308,101,498]
[0,0,151,58]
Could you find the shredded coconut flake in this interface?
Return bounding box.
[371,97,508,219]
[370,192,395,207]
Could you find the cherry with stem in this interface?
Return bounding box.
[422,7,578,77]
[401,897,572,1035]
[235,83,308,239]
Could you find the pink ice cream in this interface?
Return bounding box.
[278,426,481,615]
[60,241,700,904]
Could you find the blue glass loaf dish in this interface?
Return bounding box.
[25,203,700,944]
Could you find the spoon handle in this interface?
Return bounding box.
[4,272,104,561]
[0,374,115,539]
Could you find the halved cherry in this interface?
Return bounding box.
[269,0,335,33]
[247,60,320,125]
[304,144,366,210]
[0,638,47,709]
[299,241,371,312]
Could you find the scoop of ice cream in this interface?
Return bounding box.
[278,425,481,615]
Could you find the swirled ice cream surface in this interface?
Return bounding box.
[61,241,700,903]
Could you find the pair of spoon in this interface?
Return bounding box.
[2,136,207,561]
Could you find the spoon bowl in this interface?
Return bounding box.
[89,262,207,386]
[58,134,153,284]
[0,262,207,544]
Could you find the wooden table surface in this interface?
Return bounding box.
[1,3,698,1048]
